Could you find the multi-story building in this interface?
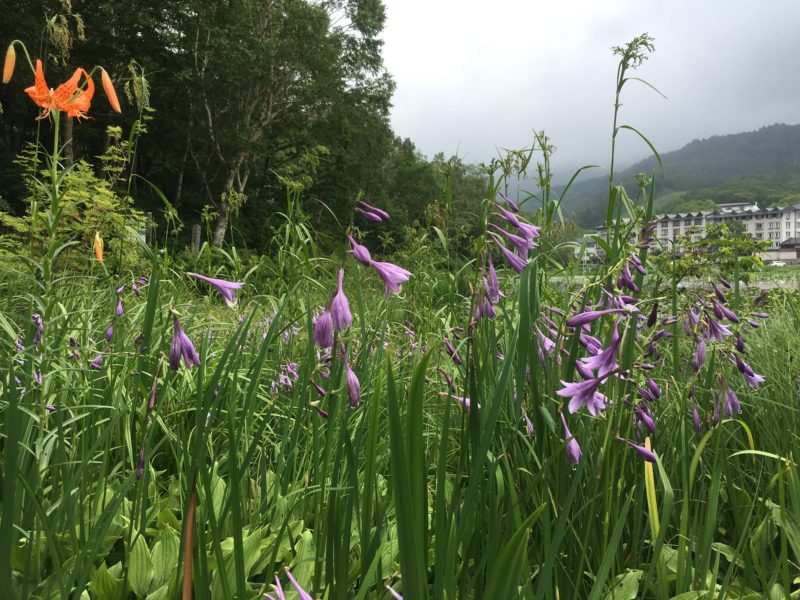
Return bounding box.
[584,202,800,263]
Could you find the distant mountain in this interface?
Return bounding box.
[555,123,800,227]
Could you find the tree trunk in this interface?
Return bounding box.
[211,168,237,247]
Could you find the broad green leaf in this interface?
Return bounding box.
[603,569,643,600]
[128,535,153,598]
[151,529,180,590]
[90,562,124,600]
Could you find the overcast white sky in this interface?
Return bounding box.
[381,0,800,178]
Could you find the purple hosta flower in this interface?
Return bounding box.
[132,281,141,297]
[497,190,520,212]
[722,387,741,417]
[536,327,556,357]
[579,332,604,356]
[494,205,540,241]
[580,321,621,378]
[490,234,528,273]
[105,323,114,343]
[719,277,731,290]
[386,584,404,600]
[688,306,700,328]
[371,260,412,297]
[714,300,739,323]
[31,314,43,345]
[629,254,646,276]
[187,272,244,308]
[312,309,334,349]
[115,296,124,317]
[566,308,625,329]
[638,386,656,403]
[646,302,659,328]
[473,288,496,321]
[329,269,352,331]
[734,355,765,389]
[169,317,200,371]
[45,404,56,412]
[557,378,607,416]
[691,400,703,437]
[617,266,639,293]
[734,336,746,354]
[753,290,769,306]
[311,402,329,419]
[523,411,535,437]
[712,283,727,303]
[560,413,582,464]
[444,337,462,366]
[347,235,372,266]
[343,353,361,407]
[692,339,706,372]
[89,354,104,370]
[619,438,657,463]
[707,317,732,342]
[647,377,661,399]
[452,394,478,413]
[574,360,594,380]
[312,381,327,397]
[486,254,501,303]
[355,199,390,222]
[747,319,760,329]
[634,404,656,434]
[751,312,769,320]
[489,224,535,259]
[265,569,313,600]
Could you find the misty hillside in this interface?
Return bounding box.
[556,123,800,226]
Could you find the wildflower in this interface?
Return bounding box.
[491,234,528,273]
[566,308,625,328]
[329,269,352,331]
[312,309,334,348]
[94,232,104,263]
[486,253,501,303]
[523,412,535,436]
[497,191,520,212]
[734,355,765,388]
[347,235,372,266]
[489,224,535,258]
[473,287,496,321]
[3,43,15,84]
[265,569,313,600]
[494,205,540,240]
[355,200,390,222]
[25,59,94,120]
[371,260,412,297]
[619,437,657,462]
[187,272,244,308]
[100,68,121,113]
[105,323,114,343]
[560,413,582,464]
[734,336,746,354]
[617,266,639,293]
[580,320,621,378]
[557,377,607,416]
[692,339,706,372]
[89,354,103,370]
[116,296,124,317]
[344,356,361,407]
[634,404,656,434]
[452,394,478,412]
[691,399,703,437]
[722,387,741,416]
[646,302,659,327]
[132,281,141,297]
[707,317,732,341]
[169,316,200,371]
[31,313,43,345]
[646,377,661,399]
[443,337,462,366]
[713,299,739,323]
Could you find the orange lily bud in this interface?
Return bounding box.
[100,68,121,113]
[2,44,15,84]
[94,232,104,263]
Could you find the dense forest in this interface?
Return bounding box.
[0,0,487,256]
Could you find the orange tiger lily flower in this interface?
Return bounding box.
[25,59,94,121]
[2,44,15,84]
[94,232,104,263]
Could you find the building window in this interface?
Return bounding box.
[755,233,763,239]
[756,223,763,230]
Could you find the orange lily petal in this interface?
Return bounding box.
[101,68,121,113]
[24,59,53,109]
[94,232,104,263]
[62,69,94,120]
[2,44,15,84]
